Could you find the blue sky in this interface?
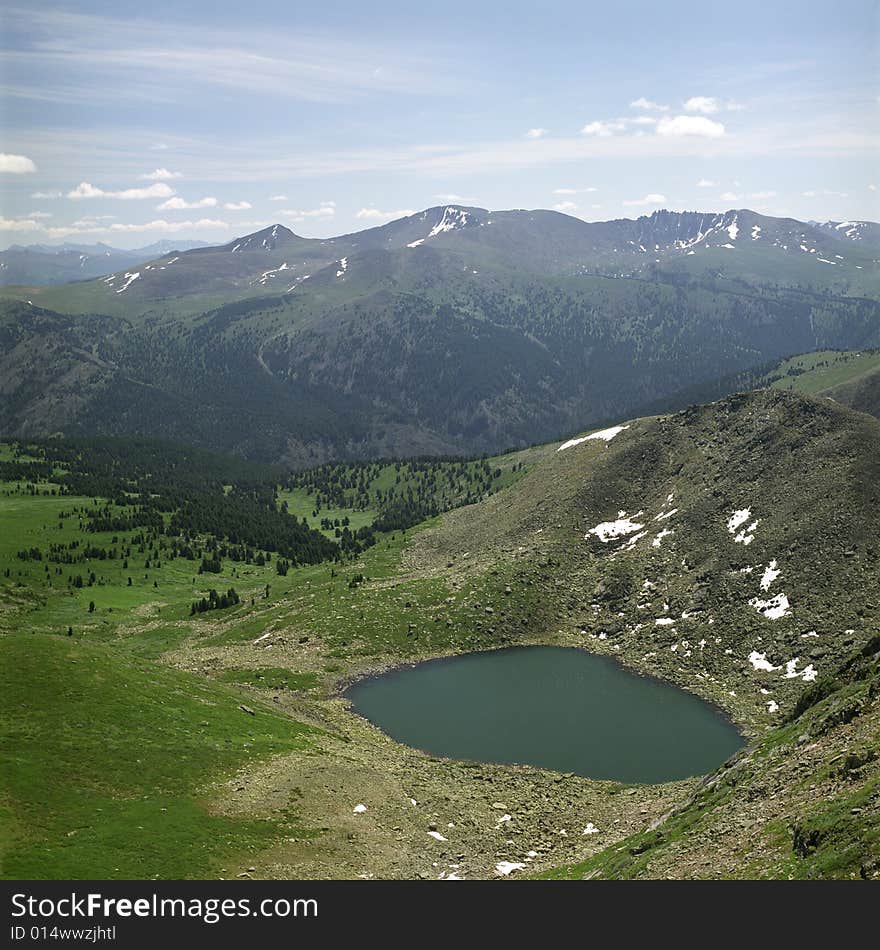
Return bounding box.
[1,0,877,248]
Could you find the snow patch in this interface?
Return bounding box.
[558,424,630,452]
[727,509,752,533]
[652,528,674,547]
[495,861,526,876]
[749,593,791,620]
[353,804,367,814]
[428,207,470,238]
[748,651,779,672]
[587,514,645,542]
[783,659,817,682]
[760,560,781,591]
[115,272,140,293]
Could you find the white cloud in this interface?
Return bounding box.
[434,193,466,201]
[354,207,414,222]
[683,96,720,115]
[0,216,43,231]
[697,178,716,187]
[68,181,176,200]
[630,97,669,111]
[31,190,61,199]
[157,195,218,210]
[140,167,182,180]
[630,115,658,126]
[269,194,288,201]
[52,218,230,238]
[26,211,53,219]
[552,187,598,195]
[802,188,849,198]
[869,183,877,191]
[719,192,740,201]
[0,153,38,174]
[749,190,777,199]
[223,201,252,210]
[656,115,725,138]
[282,201,337,222]
[623,193,667,206]
[581,120,626,137]
[526,128,548,139]
[553,201,578,213]
[106,218,228,233]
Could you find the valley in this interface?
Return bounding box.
[1,387,877,879]
[2,207,879,466]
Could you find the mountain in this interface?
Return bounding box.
[406,388,880,878]
[0,238,212,286]
[3,387,876,880]
[1,207,878,464]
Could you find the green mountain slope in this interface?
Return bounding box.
[544,635,879,880]
[2,210,879,464]
[1,388,877,879]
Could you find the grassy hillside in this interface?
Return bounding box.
[543,635,879,879]
[1,389,878,879]
[0,637,316,879]
[761,349,880,395]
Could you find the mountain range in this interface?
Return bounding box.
[1,206,878,465]
[0,239,211,286]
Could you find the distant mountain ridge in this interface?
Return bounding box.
[0,238,212,286]
[1,205,878,465]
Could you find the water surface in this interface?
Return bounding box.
[345,646,743,783]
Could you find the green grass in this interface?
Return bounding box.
[216,668,319,691]
[763,350,880,395]
[0,635,317,879]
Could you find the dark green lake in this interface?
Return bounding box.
[345,646,743,783]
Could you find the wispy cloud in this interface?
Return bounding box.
[802,188,849,198]
[223,201,252,211]
[656,115,725,138]
[696,178,716,187]
[623,193,667,206]
[140,167,182,180]
[630,97,669,112]
[355,207,414,222]
[281,201,337,222]
[552,201,578,213]
[0,153,37,173]
[581,120,627,137]
[157,195,217,210]
[3,7,466,106]
[683,96,720,115]
[0,216,43,231]
[552,186,598,195]
[269,195,288,201]
[68,181,175,200]
[31,189,61,198]
[525,128,548,139]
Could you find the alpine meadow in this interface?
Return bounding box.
[1,0,878,902]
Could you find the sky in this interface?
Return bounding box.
[0,0,878,249]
